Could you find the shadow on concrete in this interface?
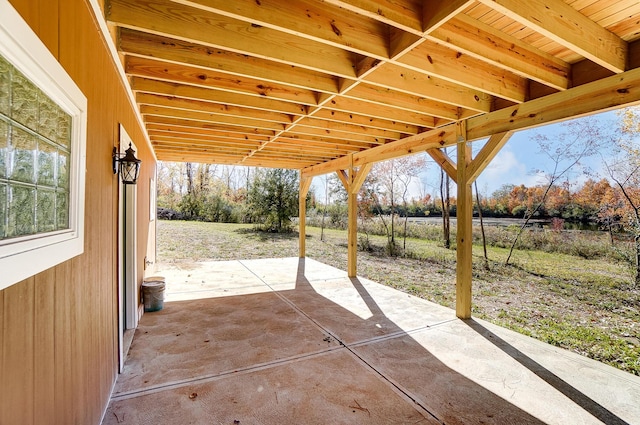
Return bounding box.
[288,258,545,424]
[464,319,629,425]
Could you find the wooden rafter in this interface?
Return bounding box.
[478,0,627,73]
[102,0,640,168]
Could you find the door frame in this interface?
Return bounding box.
[117,124,139,372]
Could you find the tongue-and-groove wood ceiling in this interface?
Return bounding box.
[104,0,640,173]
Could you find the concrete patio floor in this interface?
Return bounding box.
[102,257,640,424]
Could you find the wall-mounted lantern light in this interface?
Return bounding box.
[113,143,141,184]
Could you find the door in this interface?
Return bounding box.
[117,124,138,372]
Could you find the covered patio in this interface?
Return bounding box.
[103,258,640,424]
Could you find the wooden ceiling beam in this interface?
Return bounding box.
[323,0,422,33]
[119,28,340,94]
[309,109,421,134]
[283,126,387,145]
[365,63,492,112]
[396,39,527,103]
[136,93,293,124]
[295,116,408,140]
[326,96,440,127]
[423,0,475,34]
[266,140,362,154]
[274,134,374,149]
[148,129,270,143]
[430,15,570,90]
[143,116,277,137]
[106,0,357,77]
[151,139,261,150]
[173,0,390,58]
[131,77,308,116]
[477,0,627,73]
[140,105,286,131]
[125,56,319,105]
[146,126,271,142]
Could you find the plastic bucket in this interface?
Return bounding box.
[142,278,165,312]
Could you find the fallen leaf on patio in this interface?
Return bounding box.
[349,399,370,416]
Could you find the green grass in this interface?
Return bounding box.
[157,220,640,376]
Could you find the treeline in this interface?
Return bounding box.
[373,179,627,227]
[158,161,629,231]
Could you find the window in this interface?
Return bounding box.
[0,1,87,290]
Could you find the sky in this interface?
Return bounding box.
[311,109,625,202]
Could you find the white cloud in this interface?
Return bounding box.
[476,148,532,194]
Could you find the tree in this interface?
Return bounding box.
[505,117,608,265]
[602,106,640,286]
[372,155,426,255]
[440,149,451,249]
[247,168,300,232]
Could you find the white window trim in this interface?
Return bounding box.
[0,1,87,290]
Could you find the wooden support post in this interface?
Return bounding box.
[343,160,372,278]
[456,121,473,319]
[347,173,358,277]
[299,175,312,258]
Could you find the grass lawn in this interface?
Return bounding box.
[157,220,640,376]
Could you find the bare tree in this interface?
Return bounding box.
[373,156,426,256]
[440,148,451,249]
[505,118,608,265]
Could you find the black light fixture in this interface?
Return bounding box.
[113,143,141,184]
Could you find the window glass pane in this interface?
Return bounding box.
[11,69,38,131]
[56,190,68,230]
[38,94,58,142]
[9,125,36,183]
[0,119,7,178]
[8,184,35,237]
[0,55,9,116]
[0,183,5,239]
[36,189,55,233]
[37,139,56,187]
[57,149,69,188]
[56,109,71,148]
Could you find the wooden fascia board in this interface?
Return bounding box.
[466,66,640,140]
[427,148,457,183]
[352,126,457,167]
[466,131,513,184]
[478,0,627,74]
[302,155,351,178]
